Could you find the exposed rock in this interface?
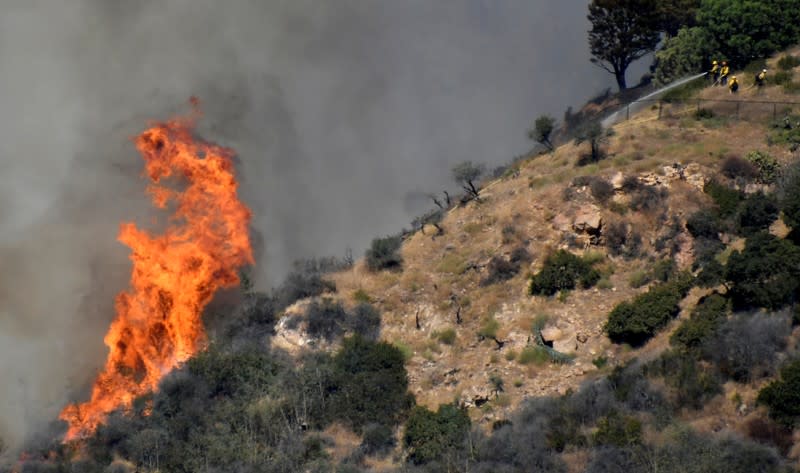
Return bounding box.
[611,172,625,190]
[572,205,602,235]
[684,163,707,190]
[576,333,589,344]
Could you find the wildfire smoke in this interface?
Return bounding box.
[59,102,253,441]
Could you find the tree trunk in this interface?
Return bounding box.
[615,68,627,91]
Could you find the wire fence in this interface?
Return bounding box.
[614,97,800,125]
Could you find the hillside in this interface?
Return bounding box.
[7,46,800,473]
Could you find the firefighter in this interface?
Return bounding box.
[729,75,739,94]
[754,69,767,90]
[710,60,720,84]
[719,61,730,85]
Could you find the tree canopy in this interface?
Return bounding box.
[588,0,661,90]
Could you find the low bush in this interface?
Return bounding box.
[773,70,793,86]
[757,359,800,427]
[590,178,615,203]
[670,293,728,350]
[745,151,780,184]
[433,328,457,345]
[777,55,800,71]
[720,155,758,182]
[725,232,800,310]
[518,346,550,365]
[403,403,470,465]
[745,417,794,455]
[592,411,643,447]
[738,192,779,236]
[694,108,715,120]
[605,273,694,346]
[365,235,403,271]
[685,209,721,240]
[360,423,395,456]
[530,250,600,296]
[629,186,668,213]
[480,256,520,286]
[604,220,642,258]
[704,179,744,218]
[647,350,722,409]
[704,313,789,382]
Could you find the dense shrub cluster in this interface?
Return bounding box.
[704,313,789,382]
[530,250,601,296]
[725,232,800,310]
[302,299,381,341]
[758,359,800,427]
[604,220,642,258]
[403,403,471,466]
[605,273,694,346]
[670,293,729,350]
[746,151,781,184]
[365,235,403,271]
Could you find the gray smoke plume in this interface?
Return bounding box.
[0,0,650,454]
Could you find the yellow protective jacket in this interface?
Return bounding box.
[756,71,766,83]
[720,65,730,77]
[729,79,739,91]
[710,63,719,73]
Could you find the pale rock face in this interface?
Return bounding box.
[611,172,625,190]
[572,205,602,235]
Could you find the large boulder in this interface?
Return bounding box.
[572,205,602,235]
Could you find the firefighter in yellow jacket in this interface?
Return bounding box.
[754,69,767,91]
[709,60,720,84]
[719,62,730,85]
[729,75,739,94]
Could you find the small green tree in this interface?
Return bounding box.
[530,250,601,296]
[528,115,556,151]
[451,161,486,201]
[588,0,661,90]
[574,122,611,164]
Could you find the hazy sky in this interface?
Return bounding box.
[0,0,651,453]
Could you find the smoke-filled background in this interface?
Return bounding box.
[0,0,650,453]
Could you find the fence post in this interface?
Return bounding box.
[626,104,630,121]
[658,101,662,119]
[774,103,777,121]
[736,101,740,119]
[697,99,700,112]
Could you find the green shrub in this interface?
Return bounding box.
[518,346,550,365]
[647,350,722,409]
[773,70,793,86]
[332,336,413,432]
[745,151,780,184]
[738,192,779,236]
[605,273,694,346]
[352,289,372,303]
[530,250,600,296]
[780,160,800,228]
[704,179,744,218]
[670,293,729,350]
[758,359,800,427]
[628,270,650,289]
[403,403,470,465]
[365,235,403,271]
[433,328,457,345]
[686,209,721,240]
[777,55,800,70]
[593,411,642,447]
[360,423,395,456]
[478,317,500,339]
[724,232,800,310]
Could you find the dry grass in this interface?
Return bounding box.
[323,53,793,425]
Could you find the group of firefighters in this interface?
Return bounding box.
[708,60,768,94]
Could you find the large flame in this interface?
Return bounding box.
[59,102,253,441]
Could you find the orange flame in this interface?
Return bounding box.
[59,102,253,441]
